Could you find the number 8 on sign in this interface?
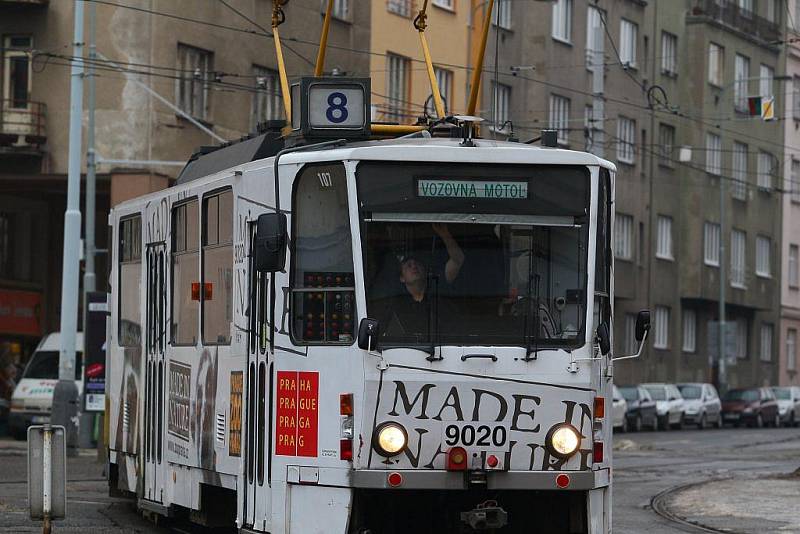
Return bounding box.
[326,92,349,124]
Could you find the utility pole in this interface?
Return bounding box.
[718,171,727,394]
[52,0,85,454]
[80,0,97,450]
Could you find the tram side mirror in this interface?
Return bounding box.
[357,318,380,352]
[635,310,651,342]
[596,323,611,356]
[254,213,288,272]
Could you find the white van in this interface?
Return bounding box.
[8,332,83,440]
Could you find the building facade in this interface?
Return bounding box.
[780,1,800,386]
[370,0,471,124]
[0,0,369,364]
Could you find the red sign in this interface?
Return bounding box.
[275,371,319,457]
[0,290,42,336]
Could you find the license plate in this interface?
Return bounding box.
[443,423,508,449]
[723,413,739,420]
[32,416,49,424]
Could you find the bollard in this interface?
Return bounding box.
[28,425,66,533]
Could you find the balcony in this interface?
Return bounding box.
[0,100,46,152]
[689,0,781,46]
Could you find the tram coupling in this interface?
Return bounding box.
[460,500,509,531]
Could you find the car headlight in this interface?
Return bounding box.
[545,423,581,459]
[373,422,408,457]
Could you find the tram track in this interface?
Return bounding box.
[649,479,745,534]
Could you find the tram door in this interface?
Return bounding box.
[244,224,272,529]
[143,243,167,503]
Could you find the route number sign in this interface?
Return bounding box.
[290,77,371,140]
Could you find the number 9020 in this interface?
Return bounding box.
[444,424,507,448]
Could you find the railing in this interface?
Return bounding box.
[690,0,781,44]
[0,100,46,146]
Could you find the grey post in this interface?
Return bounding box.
[28,425,67,534]
[53,0,85,453]
[718,158,727,394]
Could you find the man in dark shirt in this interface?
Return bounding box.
[382,224,464,339]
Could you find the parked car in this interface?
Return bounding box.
[641,383,685,430]
[677,383,722,429]
[612,385,628,432]
[8,332,83,440]
[772,386,800,427]
[618,385,658,431]
[721,387,780,428]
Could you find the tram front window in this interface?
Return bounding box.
[357,162,590,349]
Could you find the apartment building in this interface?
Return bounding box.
[781,2,800,386]
[645,0,783,388]
[370,0,471,123]
[0,0,369,360]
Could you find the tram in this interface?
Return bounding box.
[105,2,650,533]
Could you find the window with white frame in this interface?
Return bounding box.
[706,132,722,175]
[661,32,677,75]
[549,94,570,145]
[789,244,799,288]
[766,0,778,22]
[787,328,797,371]
[731,229,747,288]
[493,0,512,30]
[708,42,723,86]
[386,53,410,122]
[332,0,350,20]
[732,142,748,200]
[620,19,638,68]
[734,54,750,112]
[757,151,775,190]
[2,36,32,109]
[738,0,753,15]
[551,0,572,42]
[791,158,800,203]
[615,213,633,260]
[387,0,411,17]
[177,43,213,120]
[760,64,774,98]
[793,76,800,119]
[432,0,454,10]
[682,308,697,353]
[705,222,721,266]
[760,323,773,362]
[624,313,638,354]
[756,235,771,278]
[429,67,453,118]
[656,215,673,260]
[586,6,604,65]
[654,306,670,349]
[617,116,635,164]
[493,82,511,132]
[251,66,282,129]
[659,123,675,166]
[735,318,748,359]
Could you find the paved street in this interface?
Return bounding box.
[1,428,799,533]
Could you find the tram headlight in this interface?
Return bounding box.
[373,422,408,457]
[545,423,581,459]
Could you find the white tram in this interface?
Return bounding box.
[107,114,650,533]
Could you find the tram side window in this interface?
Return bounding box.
[202,189,233,345]
[291,163,356,344]
[172,199,200,345]
[119,216,142,347]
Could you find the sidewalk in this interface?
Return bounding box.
[663,472,800,533]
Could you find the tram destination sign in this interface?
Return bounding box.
[290,77,371,140]
[417,179,529,200]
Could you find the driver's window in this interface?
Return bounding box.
[290,162,356,344]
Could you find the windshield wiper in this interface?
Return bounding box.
[426,271,442,361]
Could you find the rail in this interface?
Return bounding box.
[0,100,47,144]
[690,0,781,44]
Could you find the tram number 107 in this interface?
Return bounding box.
[444,423,508,448]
